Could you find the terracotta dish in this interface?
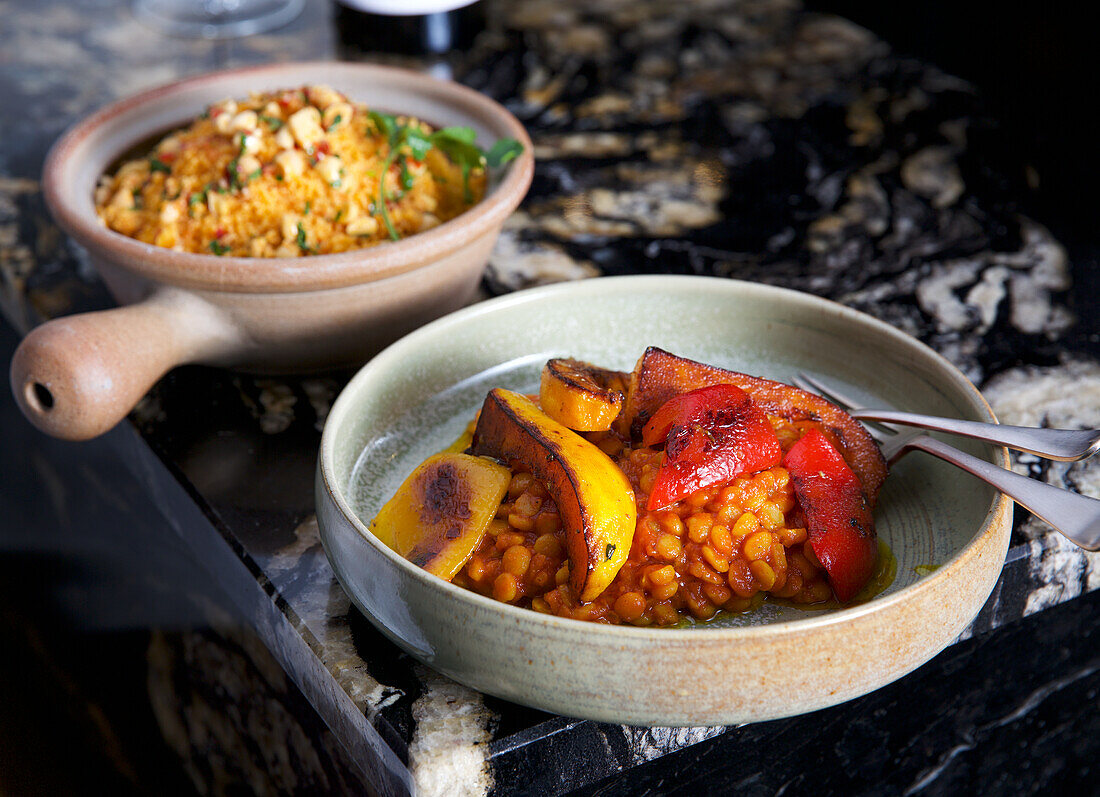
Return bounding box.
[13,62,533,440]
[316,276,1012,727]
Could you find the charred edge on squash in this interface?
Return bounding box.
[484,392,596,581]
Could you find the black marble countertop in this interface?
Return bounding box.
[2,0,1098,794]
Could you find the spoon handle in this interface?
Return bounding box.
[897,434,1100,550]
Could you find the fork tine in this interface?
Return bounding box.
[793,372,861,410]
[792,372,897,444]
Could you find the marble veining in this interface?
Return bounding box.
[269,515,406,720]
[408,666,496,797]
[984,359,1100,616]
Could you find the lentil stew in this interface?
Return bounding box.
[369,350,890,627]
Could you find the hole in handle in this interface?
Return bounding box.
[26,381,55,412]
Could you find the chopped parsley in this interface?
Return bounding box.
[227,159,242,191]
[149,157,171,175]
[187,189,207,218]
[260,114,283,129]
[295,222,311,253]
[326,113,343,131]
[209,240,230,256]
[303,201,311,215]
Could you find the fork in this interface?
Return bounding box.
[792,374,1100,551]
[796,373,1100,462]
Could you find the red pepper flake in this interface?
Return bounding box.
[315,140,331,157]
[214,228,226,238]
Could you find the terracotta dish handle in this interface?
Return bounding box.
[10,289,243,440]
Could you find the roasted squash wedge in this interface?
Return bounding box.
[471,389,637,602]
[622,347,888,504]
[370,453,511,579]
[539,358,625,432]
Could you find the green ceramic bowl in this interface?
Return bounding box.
[316,275,1011,727]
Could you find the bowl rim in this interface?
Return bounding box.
[319,274,1012,643]
[41,60,534,294]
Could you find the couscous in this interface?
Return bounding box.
[94,85,493,257]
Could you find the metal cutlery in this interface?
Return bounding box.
[793,373,1100,551]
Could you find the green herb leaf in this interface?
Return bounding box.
[227,159,242,191]
[260,114,283,129]
[377,149,400,242]
[187,189,207,218]
[303,201,311,216]
[326,113,343,132]
[405,127,433,161]
[149,158,171,175]
[486,138,524,168]
[398,155,414,190]
[436,126,477,144]
[366,114,525,240]
[296,222,310,252]
[368,111,398,145]
[209,240,230,256]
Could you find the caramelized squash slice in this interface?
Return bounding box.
[539,358,625,432]
[371,453,511,580]
[622,347,888,504]
[471,389,636,602]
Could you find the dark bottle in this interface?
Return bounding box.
[334,1,485,57]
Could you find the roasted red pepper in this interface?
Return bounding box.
[643,385,783,511]
[783,429,877,603]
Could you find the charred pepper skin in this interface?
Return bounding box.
[784,429,877,603]
[643,384,783,512]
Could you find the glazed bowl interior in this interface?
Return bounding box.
[317,276,1011,725]
[44,61,533,292]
